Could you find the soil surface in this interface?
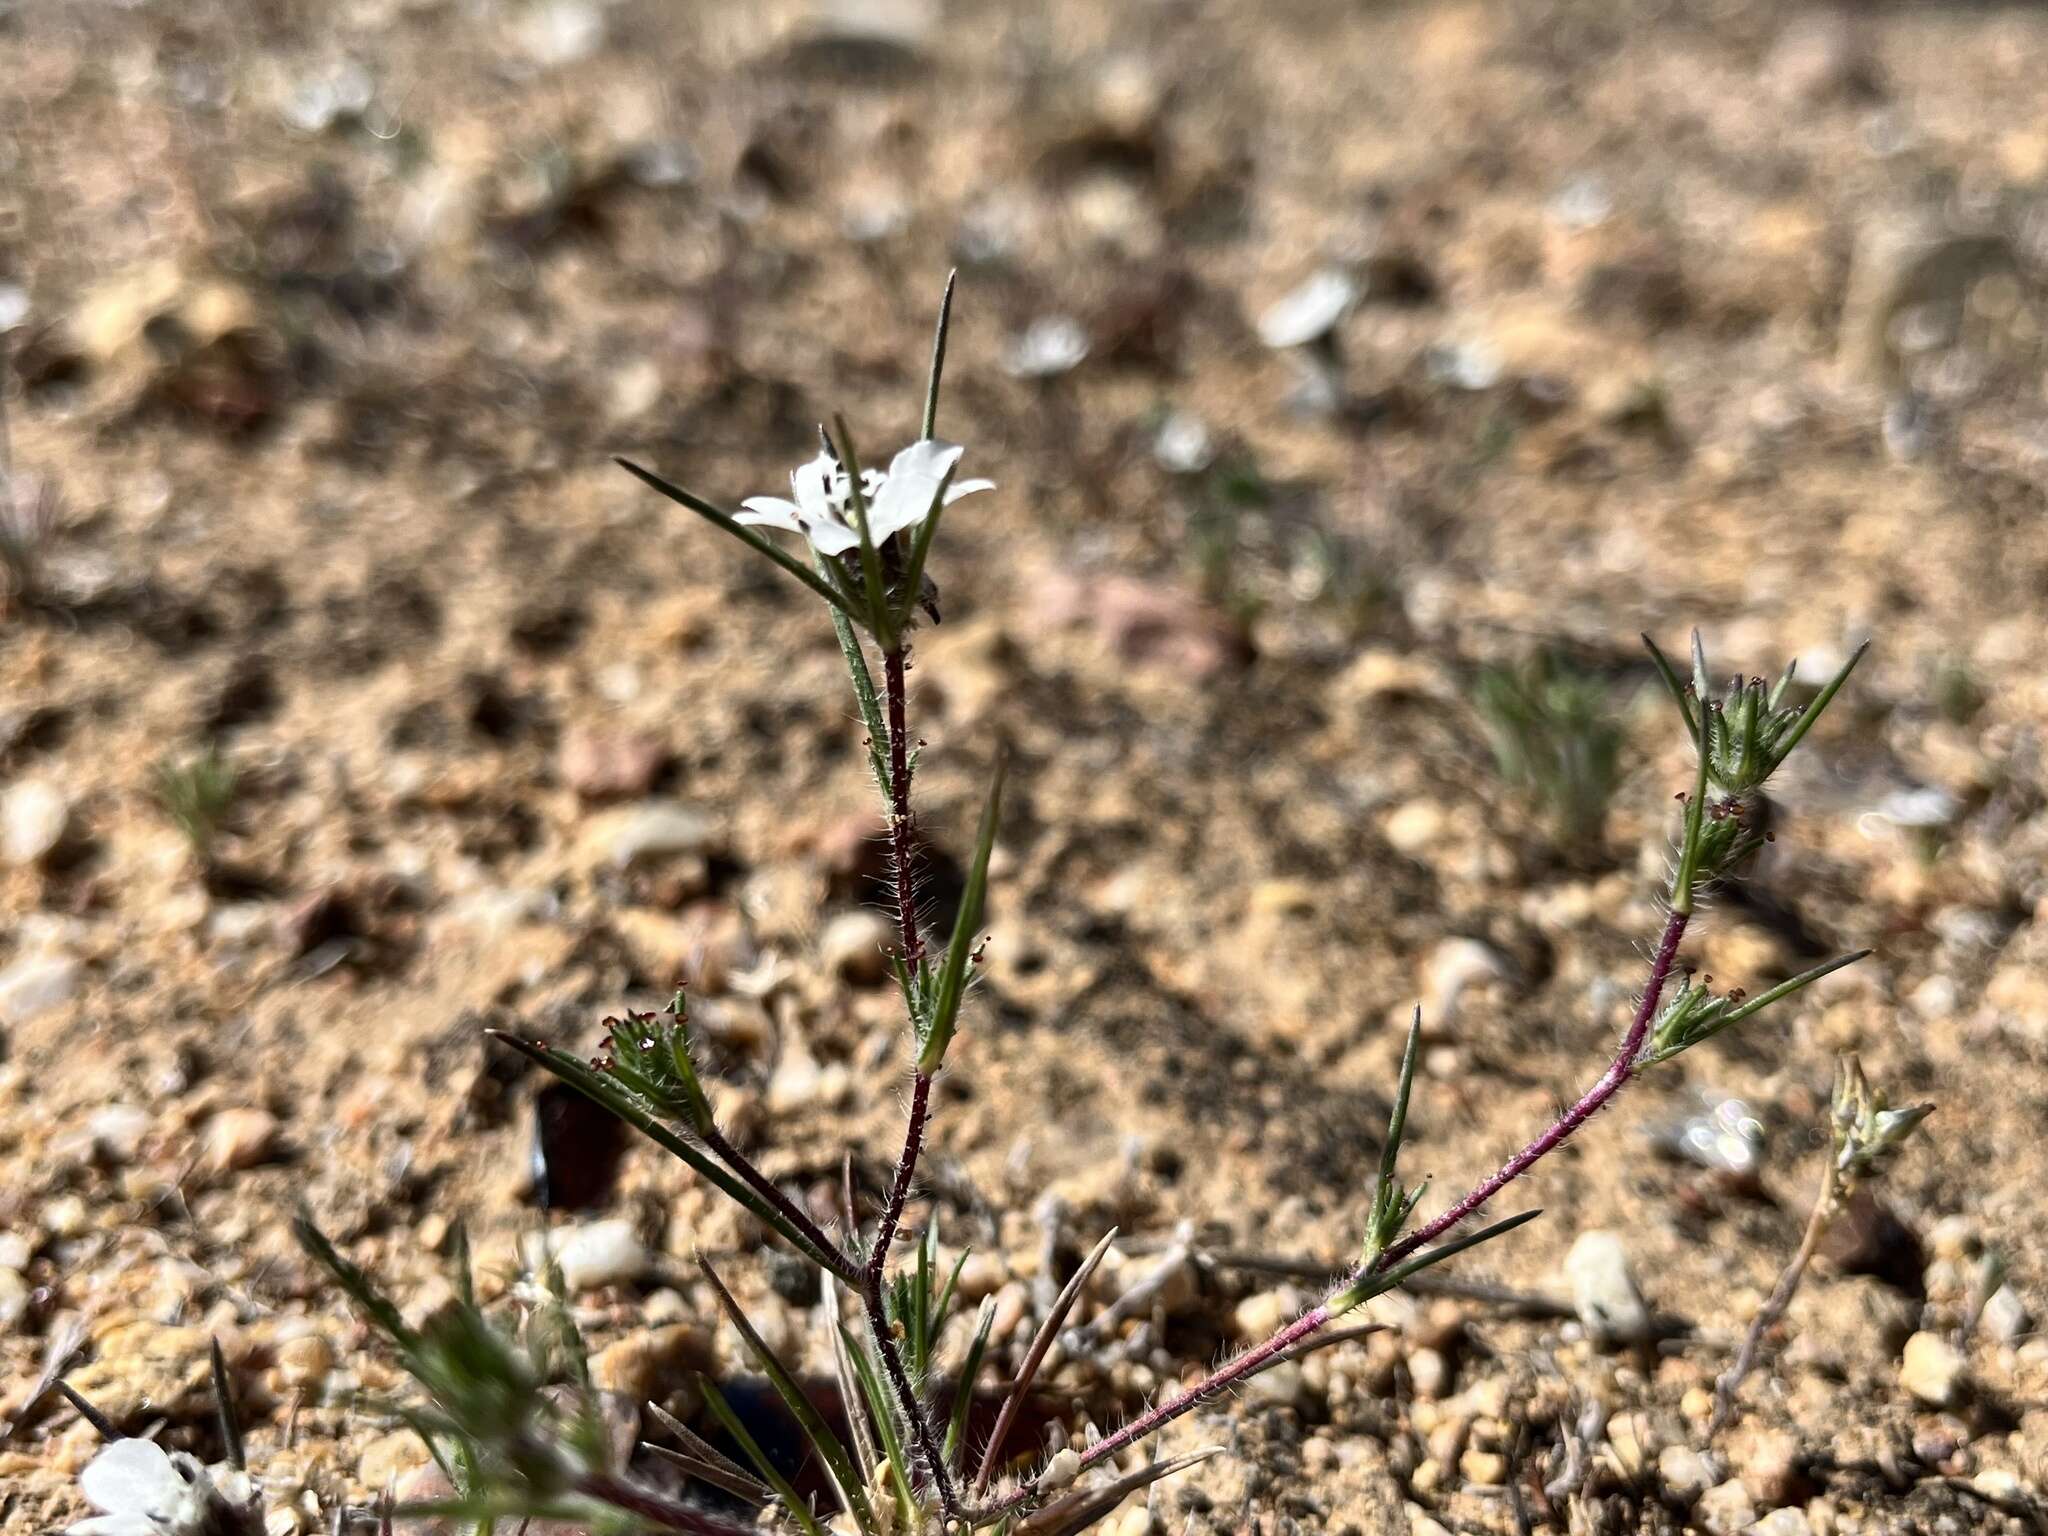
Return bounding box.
[3,2,2047,1533]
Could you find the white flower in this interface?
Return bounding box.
[737,441,992,558]
[999,316,1089,378]
[1256,270,1356,349]
[70,1440,210,1536]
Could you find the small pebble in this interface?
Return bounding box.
[1900,1330,1967,1407]
[550,1218,648,1292]
[205,1107,281,1174]
[1698,1478,1756,1535]
[0,952,82,1025]
[1565,1230,1654,1348]
[276,1333,334,1389]
[819,909,894,986]
[2,779,71,865]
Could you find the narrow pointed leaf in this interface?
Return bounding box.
[947,1296,997,1470]
[830,416,895,651]
[699,1379,826,1536]
[1648,949,1874,1065]
[614,457,860,622]
[293,1214,418,1351]
[210,1337,245,1470]
[975,1228,1117,1494]
[1379,1007,1422,1194]
[1015,1448,1222,1536]
[1773,638,1869,766]
[1672,692,1712,913]
[1641,632,1698,739]
[486,1032,855,1281]
[821,1275,882,1480]
[646,1401,771,1503]
[1335,1208,1544,1312]
[920,754,1008,1073]
[923,270,957,441]
[825,581,893,797]
[697,1258,875,1534]
[837,1328,917,1529]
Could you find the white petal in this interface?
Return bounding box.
[789,452,842,521]
[868,440,968,540]
[805,519,862,557]
[942,477,995,505]
[736,496,805,534]
[81,1440,185,1519]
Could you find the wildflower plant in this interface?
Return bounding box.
[297,276,1874,1534]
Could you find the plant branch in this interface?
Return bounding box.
[967,905,1694,1506]
[1710,1152,1842,1436]
[1376,906,1689,1270]
[695,1119,861,1282]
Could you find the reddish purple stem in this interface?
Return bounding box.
[884,646,923,967]
[982,906,1694,1500]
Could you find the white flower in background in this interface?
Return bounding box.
[1256,269,1356,349]
[68,1439,260,1536]
[1000,315,1089,378]
[738,442,993,557]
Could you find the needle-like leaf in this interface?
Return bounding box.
[699,1379,826,1536]
[974,1228,1118,1495]
[923,269,957,441]
[614,457,860,622]
[486,1032,856,1281]
[919,755,1008,1073]
[697,1258,875,1535]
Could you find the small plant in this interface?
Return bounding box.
[297,277,1871,1534]
[153,747,238,863]
[1473,650,1624,852]
[1710,1057,1933,1436]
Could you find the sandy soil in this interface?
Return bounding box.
[3,1,2047,1532]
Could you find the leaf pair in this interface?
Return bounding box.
[1330,1009,1541,1315]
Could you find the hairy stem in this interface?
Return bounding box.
[1377,907,1689,1270]
[696,1120,862,1285]
[859,643,961,1509]
[885,645,923,965]
[1711,1152,1842,1436]
[864,1272,962,1511]
[994,907,1693,1499]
